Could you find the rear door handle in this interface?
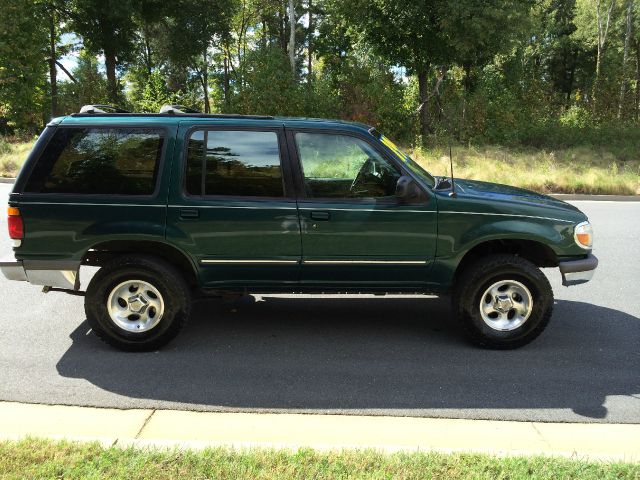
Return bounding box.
[310,211,330,221]
[179,208,199,219]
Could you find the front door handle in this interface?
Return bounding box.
[180,208,199,219]
[310,211,330,221]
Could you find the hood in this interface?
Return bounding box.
[452,178,582,213]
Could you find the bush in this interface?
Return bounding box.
[0,137,11,155]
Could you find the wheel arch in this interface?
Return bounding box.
[81,240,199,289]
[453,238,558,285]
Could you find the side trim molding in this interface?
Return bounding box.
[201,259,299,265]
[302,260,428,265]
[438,210,575,223]
[200,259,429,265]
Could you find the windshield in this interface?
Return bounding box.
[374,132,436,188]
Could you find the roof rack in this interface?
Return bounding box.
[72,108,275,120]
[159,104,201,114]
[79,104,131,114]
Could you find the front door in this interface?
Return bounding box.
[167,123,301,287]
[289,130,438,289]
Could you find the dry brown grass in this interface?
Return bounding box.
[410,145,640,195]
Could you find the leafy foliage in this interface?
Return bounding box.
[0,0,639,152]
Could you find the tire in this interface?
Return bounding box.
[453,254,553,349]
[85,255,191,352]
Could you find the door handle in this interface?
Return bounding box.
[179,208,199,219]
[310,211,330,221]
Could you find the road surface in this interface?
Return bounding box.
[0,182,638,423]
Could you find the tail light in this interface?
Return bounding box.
[7,206,24,243]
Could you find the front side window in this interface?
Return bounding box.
[185,130,283,197]
[295,132,402,199]
[25,127,164,195]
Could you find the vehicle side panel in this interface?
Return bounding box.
[9,118,176,266]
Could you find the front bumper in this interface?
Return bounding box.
[0,258,79,290]
[558,253,598,286]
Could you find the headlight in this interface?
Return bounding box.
[574,221,593,249]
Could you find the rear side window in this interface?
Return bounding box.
[24,127,164,195]
[185,130,284,197]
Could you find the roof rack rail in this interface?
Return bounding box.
[159,104,201,114]
[79,104,131,114]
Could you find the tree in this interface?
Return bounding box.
[346,0,448,139]
[0,0,48,129]
[618,0,633,118]
[70,0,138,103]
[288,0,296,76]
[442,0,534,94]
[539,0,590,106]
[159,0,234,112]
[56,49,109,113]
[595,0,616,82]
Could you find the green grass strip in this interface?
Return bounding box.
[0,437,638,479]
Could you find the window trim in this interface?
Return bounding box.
[181,125,293,202]
[20,124,170,200]
[286,127,431,205]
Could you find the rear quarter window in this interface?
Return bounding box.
[24,127,164,195]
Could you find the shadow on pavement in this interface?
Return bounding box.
[56,296,640,419]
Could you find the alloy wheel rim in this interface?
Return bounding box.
[106,280,164,333]
[479,279,533,331]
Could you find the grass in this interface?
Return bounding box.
[0,137,33,178]
[411,145,640,195]
[0,438,639,480]
[1,137,639,195]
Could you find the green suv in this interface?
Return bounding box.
[1,106,597,351]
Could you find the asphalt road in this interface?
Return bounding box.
[0,182,638,423]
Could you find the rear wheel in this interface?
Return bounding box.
[453,254,554,349]
[85,255,191,351]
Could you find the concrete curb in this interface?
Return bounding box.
[549,193,640,202]
[0,401,638,462]
[0,178,15,184]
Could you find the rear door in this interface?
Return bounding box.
[166,122,301,288]
[288,128,438,289]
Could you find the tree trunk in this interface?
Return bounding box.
[143,28,153,78]
[417,69,431,141]
[307,0,313,86]
[635,40,640,120]
[279,2,287,55]
[307,1,313,84]
[594,0,615,111]
[223,55,230,109]
[462,62,472,94]
[48,8,57,118]
[202,50,210,113]
[104,49,118,104]
[618,0,633,119]
[288,0,296,77]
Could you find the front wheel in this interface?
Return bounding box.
[453,254,554,349]
[85,255,191,352]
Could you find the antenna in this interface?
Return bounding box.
[448,143,456,197]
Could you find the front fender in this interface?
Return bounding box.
[427,213,579,294]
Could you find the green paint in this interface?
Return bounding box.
[9,114,591,293]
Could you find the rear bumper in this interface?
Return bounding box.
[558,253,598,286]
[0,258,79,290]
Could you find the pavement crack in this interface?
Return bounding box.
[530,422,552,450]
[135,409,156,439]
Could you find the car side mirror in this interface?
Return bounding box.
[395,175,423,204]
